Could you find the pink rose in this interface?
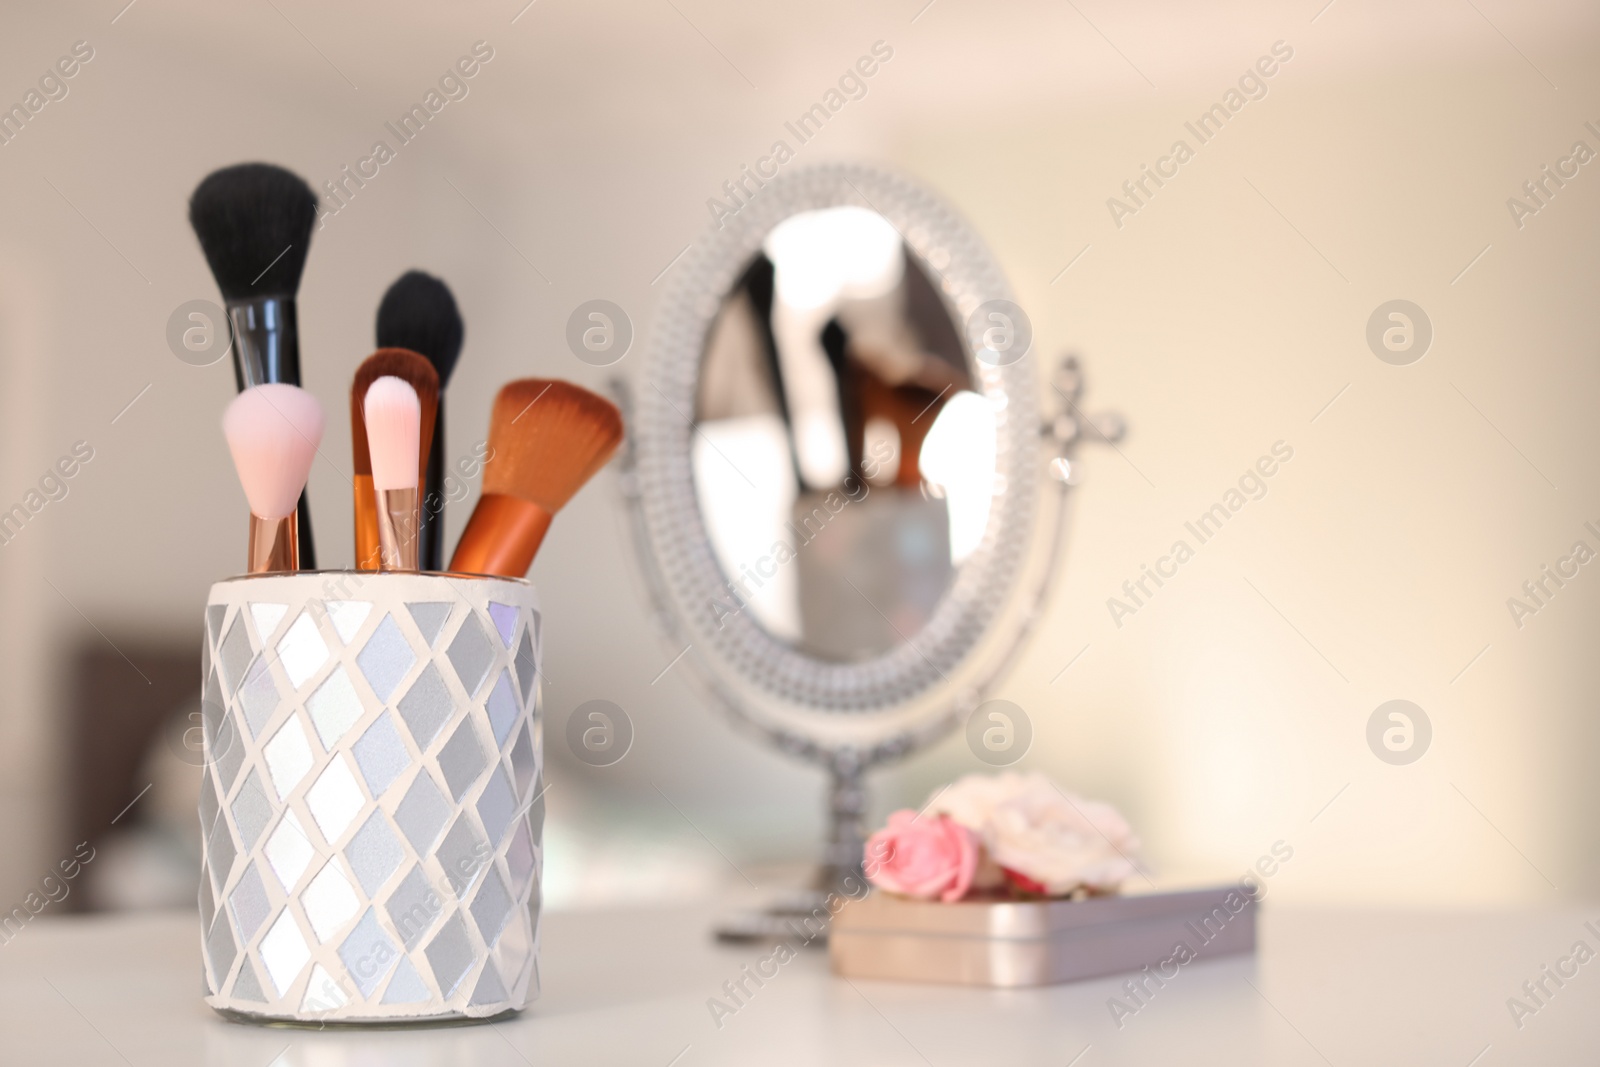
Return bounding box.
[863,811,979,902]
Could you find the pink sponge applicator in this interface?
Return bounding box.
[362,375,422,570]
[223,383,324,573]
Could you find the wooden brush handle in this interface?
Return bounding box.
[450,493,553,578]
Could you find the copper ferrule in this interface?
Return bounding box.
[353,473,380,571]
[247,513,298,574]
[449,494,553,578]
[375,487,419,572]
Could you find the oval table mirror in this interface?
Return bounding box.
[615,164,1120,938]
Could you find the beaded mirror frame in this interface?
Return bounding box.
[630,164,1041,737]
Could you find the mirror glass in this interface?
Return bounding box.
[692,206,996,662]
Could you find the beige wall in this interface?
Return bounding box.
[0,0,1595,910]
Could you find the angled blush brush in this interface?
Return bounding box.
[350,349,438,570]
[364,376,423,572]
[222,385,324,574]
[449,379,624,578]
[189,162,321,567]
[376,271,463,572]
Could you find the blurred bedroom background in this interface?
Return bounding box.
[0,0,1597,919]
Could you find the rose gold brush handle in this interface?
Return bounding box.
[247,514,298,574]
[449,494,553,578]
[375,487,419,571]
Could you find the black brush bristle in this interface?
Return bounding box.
[376,270,464,387]
[188,163,318,300]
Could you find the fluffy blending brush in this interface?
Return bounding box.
[222,385,324,574]
[364,376,423,572]
[450,379,624,577]
[376,271,463,572]
[350,349,438,570]
[190,162,321,567]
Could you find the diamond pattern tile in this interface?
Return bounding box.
[382,956,431,1004]
[238,657,280,738]
[263,810,315,894]
[346,810,403,896]
[424,914,476,998]
[302,859,360,943]
[338,908,398,998]
[476,767,517,849]
[514,625,537,707]
[437,721,486,802]
[301,963,348,1014]
[206,812,238,897]
[407,602,452,648]
[276,611,330,690]
[485,671,518,748]
[212,707,246,794]
[469,867,513,948]
[509,724,536,799]
[305,756,365,844]
[230,770,272,851]
[218,615,253,696]
[398,664,452,751]
[447,612,495,698]
[307,665,364,750]
[263,715,315,801]
[352,712,411,799]
[259,910,309,996]
[470,962,508,1006]
[386,864,443,951]
[250,602,288,643]
[394,771,450,853]
[229,861,272,942]
[487,602,517,648]
[506,818,535,890]
[200,863,216,932]
[205,911,237,985]
[207,604,227,651]
[437,815,488,899]
[357,614,416,702]
[325,600,372,645]
[199,771,220,838]
[232,958,267,1003]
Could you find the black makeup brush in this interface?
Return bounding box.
[376,271,463,572]
[189,162,321,568]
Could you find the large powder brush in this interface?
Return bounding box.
[189,161,321,567]
[351,349,438,570]
[221,384,324,574]
[450,379,624,577]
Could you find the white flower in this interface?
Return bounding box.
[927,772,1140,896]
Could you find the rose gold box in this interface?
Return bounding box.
[829,885,1256,988]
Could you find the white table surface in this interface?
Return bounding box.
[1,904,1596,1065]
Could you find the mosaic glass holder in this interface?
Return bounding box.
[198,571,543,1024]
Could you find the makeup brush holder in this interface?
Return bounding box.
[197,571,543,1024]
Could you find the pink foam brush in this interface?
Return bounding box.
[362,375,421,571]
[222,384,324,573]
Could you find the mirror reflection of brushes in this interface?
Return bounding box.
[450,379,624,578]
[221,384,323,575]
[350,350,438,570]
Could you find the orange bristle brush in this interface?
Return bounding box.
[449,379,623,578]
